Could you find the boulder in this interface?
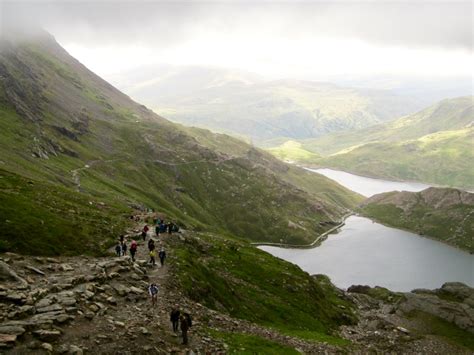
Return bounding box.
[0,261,27,285]
[398,291,474,333]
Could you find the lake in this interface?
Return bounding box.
[260,216,474,292]
[306,168,432,197]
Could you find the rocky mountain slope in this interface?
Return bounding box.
[359,188,474,252]
[118,65,425,144]
[1,215,473,353]
[269,97,474,188]
[0,29,361,256]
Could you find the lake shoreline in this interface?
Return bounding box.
[260,216,474,291]
[357,211,474,254]
[250,212,353,249]
[302,166,474,192]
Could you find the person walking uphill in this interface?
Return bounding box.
[148,239,156,266]
[142,225,149,241]
[170,306,180,332]
[180,314,190,345]
[130,240,137,261]
[158,247,166,266]
[148,283,158,306]
[115,242,122,257]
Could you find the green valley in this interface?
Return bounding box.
[267,97,474,189]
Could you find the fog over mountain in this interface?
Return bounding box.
[3,0,472,82]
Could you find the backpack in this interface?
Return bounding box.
[149,284,158,295]
[184,313,192,327]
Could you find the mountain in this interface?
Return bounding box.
[112,66,426,144]
[269,97,474,189]
[0,30,361,256]
[359,188,474,252]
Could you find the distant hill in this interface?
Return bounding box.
[113,66,426,144]
[359,188,474,252]
[0,30,361,255]
[269,97,474,189]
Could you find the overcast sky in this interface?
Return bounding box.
[2,1,473,81]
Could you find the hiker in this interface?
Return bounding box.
[167,222,173,235]
[121,241,127,257]
[149,249,156,266]
[130,240,137,261]
[180,313,191,345]
[148,283,158,306]
[148,239,155,252]
[142,225,149,241]
[159,222,167,234]
[158,247,166,266]
[115,242,121,257]
[120,234,125,243]
[170,307,180,332]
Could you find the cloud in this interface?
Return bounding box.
[1,1,472,51]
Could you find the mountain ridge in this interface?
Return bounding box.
[0,30,361,255]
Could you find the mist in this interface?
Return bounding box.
[1,0,472,84]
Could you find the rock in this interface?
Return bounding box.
[0,261,27,285]
[59,264,74,272]
[25,265,45,276]
[41,342,54,352]
[347,285,372,294]
[399,291,474,333]
[140,327,150,335]
[107,296,117,305]
[438,282,473,301]
[36,298,53,308]
[0,333,17,344]
[129,286,144,294]
[69,344,83,354]
[112,284,130,296]
[33,329,62,342]
[89,304,100,313]
[37,303,63,313]
[4,292,27,305]
[84,312,95,320]
[396,326,410,334]
[115,321,125,327]
[58,297,77,307]
[0,325,25,336]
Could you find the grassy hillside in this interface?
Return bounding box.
[0,30,360,255]
[169,230,356,339]
[359,188,474,252]
[267,97,474,189]
[318,127,474,188]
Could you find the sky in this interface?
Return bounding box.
[2,0,473,83]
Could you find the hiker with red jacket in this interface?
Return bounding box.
[130,240,137,261]
[142,225,149,241]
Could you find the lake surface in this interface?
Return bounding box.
[260,216,474,292]
[307,168,432,197]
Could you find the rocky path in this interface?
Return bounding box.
[1,214,473,354]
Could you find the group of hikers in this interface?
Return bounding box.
[117,215,191,345]
[141,218,179,241]
[147,284,192,345]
